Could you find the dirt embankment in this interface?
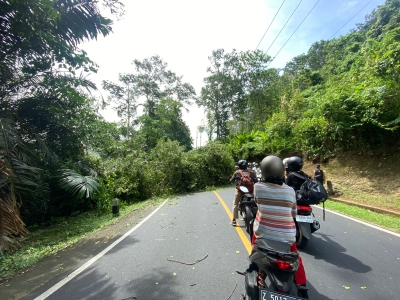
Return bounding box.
[301,147,400,214]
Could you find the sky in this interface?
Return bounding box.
[80,0,387,147]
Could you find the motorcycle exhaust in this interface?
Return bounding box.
[311,220,320,233]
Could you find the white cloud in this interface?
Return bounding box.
[338,1,358,13]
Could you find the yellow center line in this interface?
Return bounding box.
[213,190,252,254]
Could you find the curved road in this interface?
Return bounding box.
[22,188,400,300]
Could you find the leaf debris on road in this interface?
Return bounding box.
[167,254,209,265]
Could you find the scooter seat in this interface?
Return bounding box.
[254,238,291,253]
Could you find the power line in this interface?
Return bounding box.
[255,0,286,51]
[265,0,303,55]
[268,0,320,67]
[328,0,374,40]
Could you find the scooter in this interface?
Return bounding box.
[240,239,303,300]
[295,192,321,249]
[237,188,306,300]
[237,186,257,236]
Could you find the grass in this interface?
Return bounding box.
[333,185,400,212]
[324,200,400,233]
[0,197,165,279]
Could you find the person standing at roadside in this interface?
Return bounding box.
[313,164,325,186]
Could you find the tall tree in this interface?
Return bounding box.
[131,55,196,117]
[103,74,138,138]
[198,49,273,138]
[137,98,193,151]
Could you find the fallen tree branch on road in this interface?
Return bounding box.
[167,253,208,265]
[227,277,237,300]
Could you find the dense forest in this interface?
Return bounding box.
[0,0,399,253]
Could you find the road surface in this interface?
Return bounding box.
[22,188,400,300]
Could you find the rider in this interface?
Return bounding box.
[229,159,258,226]
[253,156,309,299]
[285,156,310,191]
[253,162,262,181]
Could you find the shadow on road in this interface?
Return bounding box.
[303,233,372,273]
[119,269,183,300]
[307,281,335,300]
[104,235,140,256]
[29,266,183,300]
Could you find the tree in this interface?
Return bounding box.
[131,55,196,117]
[0,0,118,251]
[137,98,193,151]
[103,74,138,138]
[198,49,274,138]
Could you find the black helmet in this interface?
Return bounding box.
[285,156,303,172]
[260,156,285,179]
[238,159,247,170]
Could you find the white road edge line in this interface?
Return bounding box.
[34,200,168,300]
[313,205,400,238]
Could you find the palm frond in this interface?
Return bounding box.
[57,169,99,200]
[73,161,98,177]
[35,134,59,166]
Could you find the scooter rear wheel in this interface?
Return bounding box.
[296,223,309,249]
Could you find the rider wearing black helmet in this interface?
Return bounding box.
[285,156,310,191]
[253,156,309,299]
[229,159,258,226]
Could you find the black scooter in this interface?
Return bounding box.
[237,187,307,300]
[237,186,257,236]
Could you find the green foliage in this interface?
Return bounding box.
[56,169,100,201]
[185,141,235,190]
[221,0,400,159]
[136,98,193,151]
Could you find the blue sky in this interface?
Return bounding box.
[262,0,386,68]
[81,0,387,144]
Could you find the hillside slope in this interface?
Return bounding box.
[301,147,400,213]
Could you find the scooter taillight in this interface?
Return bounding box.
[297,205,312,215]
[275,259,293,271]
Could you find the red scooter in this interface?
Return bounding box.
[295,204,320,249]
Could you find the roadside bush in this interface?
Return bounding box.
[189,141,235,189]
[103,155,149,203]
[144,139,185,196]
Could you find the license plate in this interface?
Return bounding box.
[295,215,313,223]
[260,288,303,300]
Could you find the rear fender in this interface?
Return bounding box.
[267,270,295,293]
[298,222,312,239]
[245,270,259,298]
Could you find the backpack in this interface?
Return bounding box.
[292,172,328,205]
[238,170,254,194]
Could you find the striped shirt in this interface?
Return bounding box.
[253,182,297,243]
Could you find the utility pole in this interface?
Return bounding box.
[200,131,202,147]
[196,131,198,148]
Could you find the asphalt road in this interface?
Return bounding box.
[23,188,400,300]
